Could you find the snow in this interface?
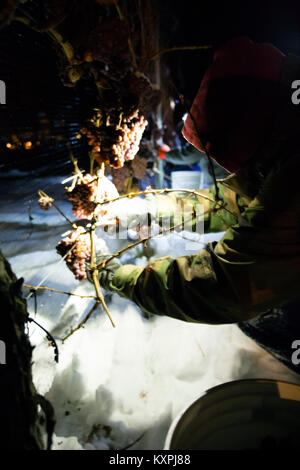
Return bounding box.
[1,174,300,451]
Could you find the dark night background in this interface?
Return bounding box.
[159,0,300,102]
[0,0,299,174]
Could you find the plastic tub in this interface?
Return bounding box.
[164,379,300,450]
[171,171,204,190]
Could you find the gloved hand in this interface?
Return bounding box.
[99,194,155,232]
[100,193,178,233]
[87,254,121,291]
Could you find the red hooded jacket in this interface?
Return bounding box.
[182,37,285,173]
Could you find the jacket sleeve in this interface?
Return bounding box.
[108,154,300,325]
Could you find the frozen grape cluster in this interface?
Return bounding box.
[79,68,162,170]
[82,112,148,169]
[56,227,91,280]
[38,194,54,211]
[66,174,98,220]
[66,174,119,220]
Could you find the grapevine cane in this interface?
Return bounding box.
[95,187,236,218]
[114,2,137,69]
[37,189,77,228]
[23,283,98,300]
[96,201,219,270]
[89,167,115,328]
[62,301,100,343]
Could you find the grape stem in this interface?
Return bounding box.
[64,146,85,190]
[37,189,76,228]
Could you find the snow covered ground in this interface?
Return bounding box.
[1,172,300,450]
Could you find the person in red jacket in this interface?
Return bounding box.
[90,37,300,374]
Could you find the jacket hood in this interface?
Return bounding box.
[182,37,286,173]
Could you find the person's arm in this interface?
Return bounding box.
[107,154,300,325]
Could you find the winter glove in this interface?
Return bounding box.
[87,254,121,291]
[99,193,179,233]
[100,195,155,232]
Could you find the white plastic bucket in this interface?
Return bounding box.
[171,171,204,190]
[164,379,300,450]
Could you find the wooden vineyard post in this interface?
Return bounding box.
[0,250,46,449]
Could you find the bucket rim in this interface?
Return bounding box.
[164,378,300,450]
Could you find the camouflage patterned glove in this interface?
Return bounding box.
[87,254,121,291]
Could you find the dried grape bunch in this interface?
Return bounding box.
[85,17,131,65]
[66,174,98,220]
[125,71,162,116]
[110,114,148,168]
[131,155,147,179]
[83,111,148,169]
[105,165,131,193]
[66,174,119,220]
[56,227,91,281]
[79,67,162,169]
[38,192,54,211]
